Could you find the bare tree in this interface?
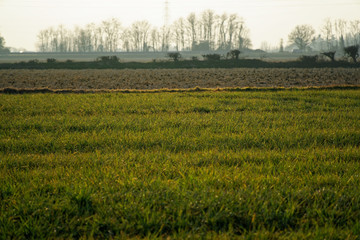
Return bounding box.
[186,13,198,50]
[260,41,272,52]
[37,29,50,52]
[56,25,69,52]
[217,13,228,50]
[279,38,284,52]
[349,20,360,46]
[121,29,131,52]
[334,19,347,51]
[35,10,254,54]
[140,21,151,52]
[319,18,360,52]
[200,9,216,49]
[321,18,335,51]
[160,25,171,52]
[102,18,121,52]
[73,26,88,52]
[226,14,239,50]
[150,28,161,52]
[236,21,252,50]
[95,26,105,52]
[334,19,347,39]
[129,23,141,51]
[0,34,10,53]
[288,24,315,51]
[172,18,186,51]
[0,35,4,49]
[85,23,98,52]
[48,27,59,52]
[130,20,151,52]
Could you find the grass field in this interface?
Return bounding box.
[1,89,360,239]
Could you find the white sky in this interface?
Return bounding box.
[0,0,359,51]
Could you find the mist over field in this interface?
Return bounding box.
[0,0,359,52]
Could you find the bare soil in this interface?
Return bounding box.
[1,68,359,90]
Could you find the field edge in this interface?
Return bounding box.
[1,85,360,94]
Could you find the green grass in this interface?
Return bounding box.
[1,89,360,239]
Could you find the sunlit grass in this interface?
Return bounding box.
[1,89,360,239]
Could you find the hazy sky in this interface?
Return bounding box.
[0,0,359,51]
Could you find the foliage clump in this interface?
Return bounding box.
[0,35,10,54]
[321,51,336,62]
[167,52,182,62]
[27,59,40,64]
[202,53,221,61]
[288,25,315,51]
[298,55,318,64]
[96,56,120,64]
[227,50,241,60]
[47,58,56,63]
[344,45,359,63]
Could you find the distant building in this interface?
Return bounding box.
[192,40,210,51]
[292,49,303,54]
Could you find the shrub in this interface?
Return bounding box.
[47,58,56,63]
[298,55,318,64]
[344,45,359,63]
[96,56,120,63]
[28,59,39,64]
[0,48,10,54]
[202,53,221,61]
[227,50,241,60]
[167,52,181,62]
[321,51,336,62]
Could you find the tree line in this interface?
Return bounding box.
[36,10,252,53]
[0,35,10,53]
[286,19,359,53]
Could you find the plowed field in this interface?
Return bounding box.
[1,68,359,90]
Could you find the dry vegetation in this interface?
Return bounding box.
[1,68,359,90]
